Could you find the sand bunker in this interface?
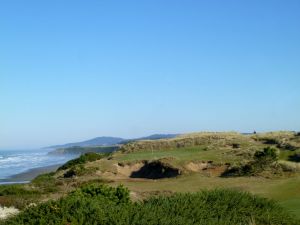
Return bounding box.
[130,161,180,179]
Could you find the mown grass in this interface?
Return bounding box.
[114,146,243,164]
[261,176,300,219]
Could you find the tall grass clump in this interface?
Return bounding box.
[0,185,38,197]
[0,185,41,209]
[223,147,280,176]
[31,172,59,193]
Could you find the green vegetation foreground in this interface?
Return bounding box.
[2,184,298,225]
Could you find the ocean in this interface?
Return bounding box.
[0,149,77,184]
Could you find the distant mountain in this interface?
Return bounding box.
[46,137,125,149]
[46,134,178,149]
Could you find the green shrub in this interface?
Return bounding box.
[137,189,298,225]
[63,165,97,178]
[72,183,130,204]
[32,172,55,183]
[58,152,107,171]
[259,137,280,145]
[254,146,278,163]
[3,187,298,225]
[277,142,297,151]
[223,147,279,176]
[232,143,240,148]
[31,172,59,193]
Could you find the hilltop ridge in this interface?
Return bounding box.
[46,134,178,149]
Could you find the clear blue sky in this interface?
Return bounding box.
[1,0,300,149]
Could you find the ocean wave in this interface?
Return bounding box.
[0,150,76,179]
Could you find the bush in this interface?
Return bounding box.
[63,165,97,178]
[63,168,77,178]
[58,152,107,171]
[32,172,55,183]
[72,183,130,204]
[31,172,58,193]
[223,147,279,176]
[232,143,240,149]
[3,187,298,225]
[261,137,280,145]
[137,189,298,225]
[254,147,278,163]
[278,142,297,151]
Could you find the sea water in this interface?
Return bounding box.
[0,149,76,184]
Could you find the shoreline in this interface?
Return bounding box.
[0,164,61,185]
